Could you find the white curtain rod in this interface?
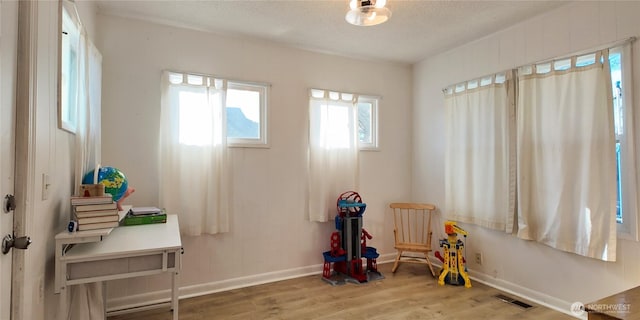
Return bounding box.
[442,36,636,94]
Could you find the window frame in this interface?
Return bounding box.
[610,45,639,241]
[58,3,80,133]
[357,95,380,151]
[226,81,269,148]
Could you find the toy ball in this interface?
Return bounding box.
[82,166,129,202]
[337,191,366,217]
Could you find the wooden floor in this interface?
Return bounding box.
[108,262,575,320]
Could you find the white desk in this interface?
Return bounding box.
[55,212,182,320]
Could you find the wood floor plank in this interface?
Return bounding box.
[108,262,575,320]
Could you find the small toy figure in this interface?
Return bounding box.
[437,221,471,288]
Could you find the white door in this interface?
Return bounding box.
[0,1,18,318]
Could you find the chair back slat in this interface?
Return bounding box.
[390,203,435,246]
[389,202,437,276]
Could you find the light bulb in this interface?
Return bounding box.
[349,0,358,10]
[375,0,386,8]
[367,12,377,21]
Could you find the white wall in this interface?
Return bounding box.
[414,1,640,314]
[27,0,100,319]
[96,14,413,307]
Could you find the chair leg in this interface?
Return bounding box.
[391,251,402,273]
[425,253,437,277]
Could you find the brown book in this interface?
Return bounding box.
[74,209,119,218]
[75,214,119,225]
[76,221,119,231]
[70,195,113,206]
[74,202,118,212]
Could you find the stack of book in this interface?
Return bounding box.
[71,195,119,231]
[123,207,167,226]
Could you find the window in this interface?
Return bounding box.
[59,5,80,133]
[164,72,268,147]
[226,82,268,147]
[159,71,230,235]
[307,89,359,222]
[446,47,631,260]
[308,89,380,150]
[177,86,220,146]
[611,49,623,223]
[357,96,379,150]
[610,45,639,240]
[444,72,513,233]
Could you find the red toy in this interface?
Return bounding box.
[321,191,383,285]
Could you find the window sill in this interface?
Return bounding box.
[617,224,639,242]
[228,143,270,149]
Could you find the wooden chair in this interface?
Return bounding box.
[389,203,437,277]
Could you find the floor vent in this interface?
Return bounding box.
[495,294,534,309]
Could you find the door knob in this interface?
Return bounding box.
[2,234,31,254]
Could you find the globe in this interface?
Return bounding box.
[82,166,129,202]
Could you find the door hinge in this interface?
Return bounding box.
[4,194,16,213]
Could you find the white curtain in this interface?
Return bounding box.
[73,32,102,195]
[444,73,515,232]
[159,71,230,235]
[517,50,617,261]
[308,89,359,222]
[64,2,104,319]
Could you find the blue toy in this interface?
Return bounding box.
[321,191,383,285]
[82,164,135,210]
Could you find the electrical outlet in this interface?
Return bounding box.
[475,252,483,265]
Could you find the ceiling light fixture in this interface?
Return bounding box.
[345,0,391,27]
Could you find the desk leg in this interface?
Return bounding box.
[102,281,107,320]
[55,241,65,294]
[172,271,179,320]
[59,286,69,320]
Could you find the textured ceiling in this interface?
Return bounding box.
[95,0,570,65]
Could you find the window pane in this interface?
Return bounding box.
[310,89,325,98]
[576,53,596,67]
[536,63,552,74]
[610,50,623,223]
[554,59,571,71]
[187,74,203,85]
[611,52,623,136]
[358,102,372,144]
[168,72,183,84]
[62,46,78,124]
[226,88,260,139]
[179,91,212,146]
[60,8,79,132]
[322,105,350,149]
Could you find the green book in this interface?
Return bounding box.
[122,213,167,226]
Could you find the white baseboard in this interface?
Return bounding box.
[469,272,583,319]
[427,257,582,319]
[107,253,581,319]
[107,252,397,313]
